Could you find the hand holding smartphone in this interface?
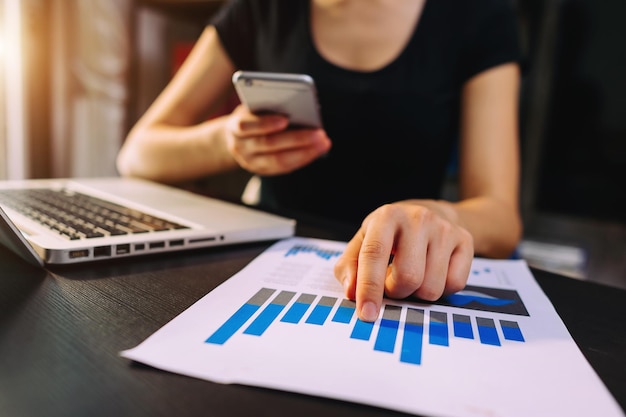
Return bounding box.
[232,71,322,129]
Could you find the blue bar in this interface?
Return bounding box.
[281,293,316,324]
[500,320,525,342]
[243,304,285,336]
[477,317,501,346]
[429,311,449,346]
[306,306,332,325]
[206,288,275,344]
[374,319,399,352]
[374,305,401,353]
[281,302,309,324]
[400,308,424,365]
[453,314,474,339]
[305,296,336,325]
[243,291,295,336]
[332,299,356,324]
[206,304,261,344]
[351,319,375,340]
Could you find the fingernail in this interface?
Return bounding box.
[361,302,379,322]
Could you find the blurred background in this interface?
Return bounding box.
[0,0,624,288]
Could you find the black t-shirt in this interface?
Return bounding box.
[212,0,521,226]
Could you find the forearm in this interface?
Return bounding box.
[451,63,522,258]
[447,197,522,258]
[116,115,239,184]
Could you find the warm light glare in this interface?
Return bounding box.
[1,18,22,68]
[0,17,5,62]
[2,0,29,180]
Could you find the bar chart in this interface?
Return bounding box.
[284,243,342,260]
[206,286,527,366]
[125,238,626,417]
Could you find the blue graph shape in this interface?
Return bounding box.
[284,244,342,260]
[445,291,516,307]
[437,285,529,316]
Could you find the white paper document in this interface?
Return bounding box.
[121,237,624,417]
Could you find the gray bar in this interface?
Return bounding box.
[248,288,276,306]
[339,299,356,309]
[318,296,337,307]
[430,311,447,325]
[382,305,402,321]
[272,291,296,306]
[476,317,496,328]
[296,293,316,304]
[453,314,471,324]
[406,308,425,326]
[500,319,520,329]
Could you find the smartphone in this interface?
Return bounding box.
[232,71,322,129]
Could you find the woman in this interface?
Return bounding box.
[117,0,523,322]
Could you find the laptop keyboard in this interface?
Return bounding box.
[0,188,189,240]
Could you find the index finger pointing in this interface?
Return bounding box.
[355,230,394,322]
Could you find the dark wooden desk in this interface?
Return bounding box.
[1,220,625,417]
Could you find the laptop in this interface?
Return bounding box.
[0,177,295,266]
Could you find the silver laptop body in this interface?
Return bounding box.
[0,177,295,265]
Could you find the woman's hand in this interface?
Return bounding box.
[334,200,474,322]
[225,105,332,175]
